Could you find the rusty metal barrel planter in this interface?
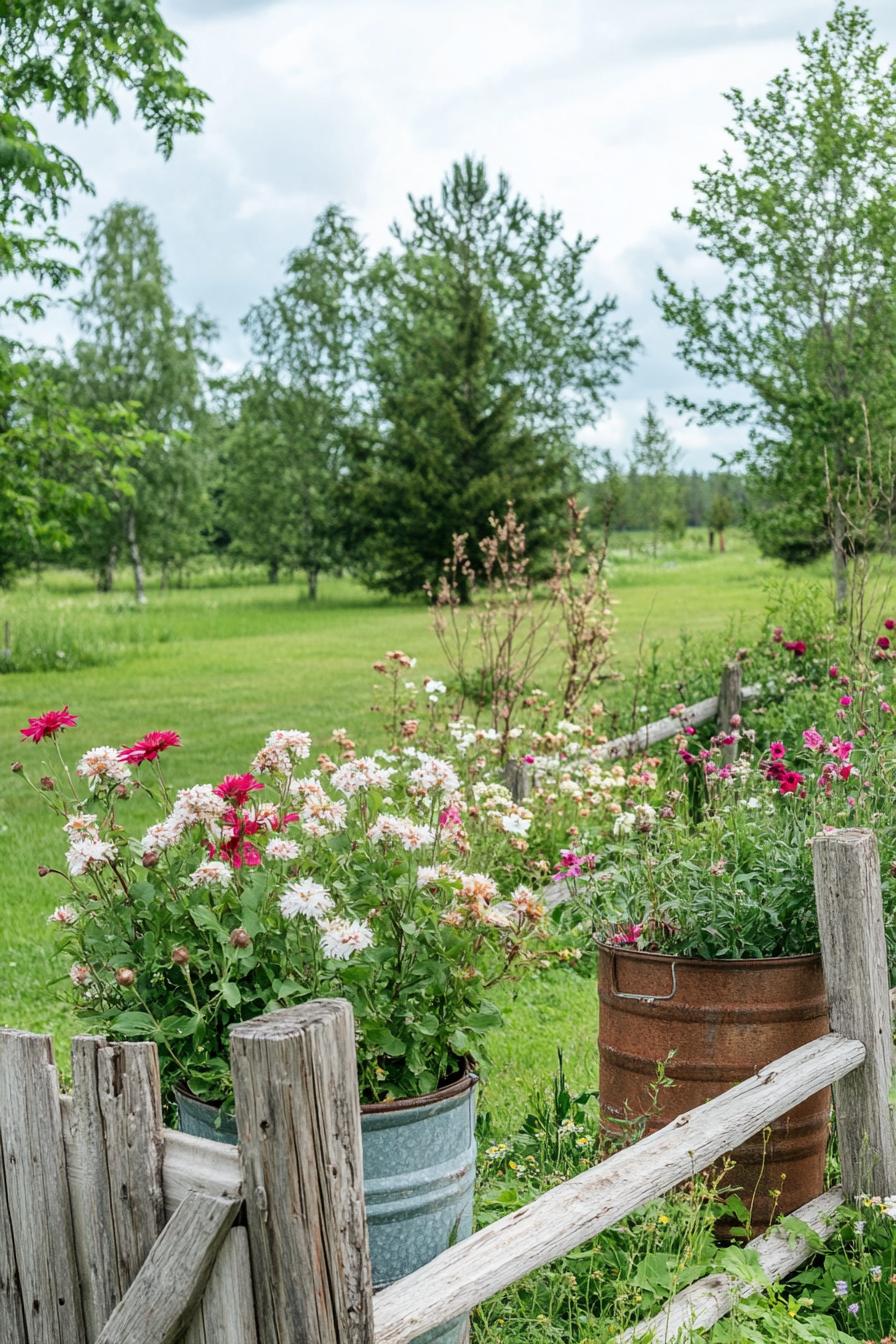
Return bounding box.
[598,945,830,1234]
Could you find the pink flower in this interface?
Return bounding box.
[21,707,78,743]
[802,727,825,751]
[522,754,536,765]
[839,695,853,707]
[783,640,807,656]
[877,636,891,650]
[438,804,463,830]
[778,770,804,796]
[886,619,895,631]
[828,736,853,762]
[214,773,264,807]
[828,665,839,678]
[683,725,696,736]
[881,701,892,714]
[769,741,786,761]
[772,626,784,643]
[119,730,181,764]
[555,849,597,880]
[610,922,643,946]
[678,748,697,765]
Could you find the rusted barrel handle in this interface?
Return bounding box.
[609,955,679,1003]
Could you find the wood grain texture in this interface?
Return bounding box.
[184,1227,259,1344]
[812,828,896,1197]
[501,758,531,802]
[619,1186,844,1342]
[95,1192,238,1344]
[231,1000,374,1344]
[373,1033,864,1344]
[0,1029,85,1344]
[717,661,742,765]
[67,1037,166,1341]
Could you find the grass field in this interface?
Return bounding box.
[0,530,827,1126]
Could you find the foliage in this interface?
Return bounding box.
[0,0,206,317]
[789,1198,896,1339]
[0,353,147,586]
[222,206,369,596]
[348,156,638,595]
[658,2,896,601]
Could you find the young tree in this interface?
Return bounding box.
[658,3,896,607]
[1,2,206,319]
[628,402,684,554]
[67,202,216,599]
[222,206,369,598]
[0,351,147,586]
[351,157,639,596]
[707,490,733,552]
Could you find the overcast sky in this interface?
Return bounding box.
[16,0,896,469]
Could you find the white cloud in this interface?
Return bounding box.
[10,0,896,470]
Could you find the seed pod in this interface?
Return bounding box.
[142,850,159,868]
[229,927,251,949]
[37,865,50,877]
[10,761,22,773]
[171,945,190,965]
[40,776,55,791]
[116,967,136,987]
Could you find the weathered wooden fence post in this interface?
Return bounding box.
[0,1029,86,1344]
[502,757,530,803]
[230,999,374,1344]
[812,827,896,1198]
[717,661,742,764]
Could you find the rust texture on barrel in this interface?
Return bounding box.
[597,945,831,1234]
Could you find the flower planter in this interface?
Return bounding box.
[597,945,830,1235]
[176,1073,477,1344]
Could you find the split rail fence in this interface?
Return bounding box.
[1,664,895,1344]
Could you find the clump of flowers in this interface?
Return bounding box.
[18,712,547,1107]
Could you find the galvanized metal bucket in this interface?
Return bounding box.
[177,1073,477,1344]
[597,945,830,1235]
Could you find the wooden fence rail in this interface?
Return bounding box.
[0,829,893,1344]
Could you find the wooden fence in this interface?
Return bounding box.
[1,827,894,1343]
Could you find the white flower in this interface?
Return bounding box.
[70,963,91,986]
[279,879,334,921]
[48,905,77,925]
[172,785,228,829]
[881,1195,896,1220]
[613,811,636,837]
[67,837,117,876]
[319,917,374,960]
[367,814,435,851]
[500,813,531,836]
[140,816,185,853]
[265,837,300,861]
[423,677,446,695]
[408,754,460,796]
[416,865,442,888]
[64,813,100,839]
[189,860,232,889]
[76,747,131,789]
[331,757,395,796]
[744,796,762,810]
[266,729,312,760]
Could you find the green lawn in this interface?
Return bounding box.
[0,531,824,1121]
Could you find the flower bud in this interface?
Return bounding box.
[229,927,251,949]
[115,783,128,798]
[10,761,23,773]
[171,945,190,965]
[37,864,50,877]
[115,967,136,987]
[142,850,159,868]
[40,775,55,791]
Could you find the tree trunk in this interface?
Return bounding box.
[718,529,726,554]
[125,509,147,606]
[268,559,280,585]
[306,567,319,601]
[832,505,848,615]
[708,529,715,551]
[98,545,117,593]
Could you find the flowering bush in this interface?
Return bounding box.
[788,1197,896,1340]
[18,709,547,1106]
